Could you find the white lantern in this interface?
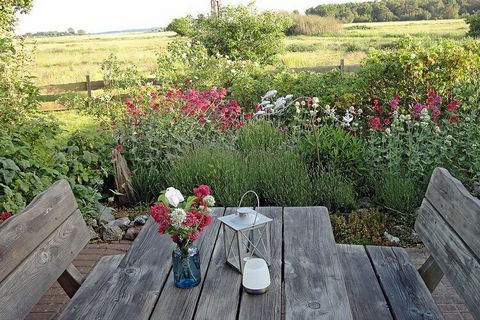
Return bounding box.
[218,191,272,274]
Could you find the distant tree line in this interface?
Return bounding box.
[306,0,480,23]
[24,28,87,37]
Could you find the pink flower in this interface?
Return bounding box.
[199,214,213,229]
[193,185,210,198]
[183,211,199,228]
[446,101,459,113]
[150,203,170,234]
[368,117,383,131]
[171,235,181,243]
[189,232,199,240]
[116,145,123,152]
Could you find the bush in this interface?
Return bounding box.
[236,120,286,154]
[102,53,143,89]
[191,4,292,65]
[166,147,254,207]
[166,16,194,37]
[248,150,314,206]
[313,171,357,211]
[285,14,342,36]
[466,12,480,38]
[330,209,388,245]
[286,43,320,52]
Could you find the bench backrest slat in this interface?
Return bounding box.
[0,180,90,320]
[415,168,480,318]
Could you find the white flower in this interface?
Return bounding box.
[170,208,186,228]
[294,101,300,107]
[165,187,184,207]
[357,108,363,115]
[385,128,391,135]
[262,90,277,101]
[300,101,306,106]
[312,97,320,104]
[342,112,354,124]
[203,195,215,206]
[411,53,417,59]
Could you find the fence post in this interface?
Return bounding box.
[340,59,345,72]
[85,74,92,108]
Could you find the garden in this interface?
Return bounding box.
[2,3,480,246]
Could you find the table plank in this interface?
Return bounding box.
[284,207,353,320]
[337,244,393,320]
[58,218,174,320]
[238,207,282,320]
[366,246,443,320]
[150,208,225,320]
[194,208,243,320]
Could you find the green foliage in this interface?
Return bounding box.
[0,0,33,30]
[166,16,194,37]
[101,53,143,89]
[285,43,320,52]
[285,14,342,36]
[166,147,254,207]
[248,150,314,206]
[313,171,357,211]
[358,38,480,106]
[130,165,164,204]
[0,31,38,123]
[300,125,366,180]
[466,12,480,37]
[191,4,292,64]
[306,0,479,23]
[330,209,388,245]
[236,120,286,153]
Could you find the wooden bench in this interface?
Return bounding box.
[0,180,124,320]
[338,167,480,319]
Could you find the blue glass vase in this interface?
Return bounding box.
[172,244,201,288]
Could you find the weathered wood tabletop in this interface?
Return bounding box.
[58,207,354,320]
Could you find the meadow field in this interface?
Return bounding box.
[27,19,469,87]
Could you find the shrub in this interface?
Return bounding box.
[130,165,164,204]
[466,12,480,38]
[285,14,342,36]
[166,16,194,37]
[313,171,357,211]
[101,53,143,89]
[166,147,254,207]
[286,43,320,53]
[236,120,286,154]
[248,150,313,206]
[330,209,388,245]
[191,4,292,64]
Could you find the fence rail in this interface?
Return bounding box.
[39,59,361,110]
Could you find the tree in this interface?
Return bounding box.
[191,4,292,65]
[466,12,480,37]
[166,17,193,36]
[0,0,33,31]
[77,29,87,35]
[68,27,75,35]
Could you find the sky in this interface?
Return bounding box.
[16,0,360,34]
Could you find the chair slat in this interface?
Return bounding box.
[0,210,90,320]
[0,179,78,283]
[425,167,480,258]
[416,199,480,319]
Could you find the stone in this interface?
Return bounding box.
[107,217,131,230]
[384,231,401,244]
[103,225,124,241]
[411,231,421,244]
[91,219,98,228]
[99,206,115,223]
[124,226,141,240]
[88,226,99,240]
[358,197,373,208]
[134,215,148,225]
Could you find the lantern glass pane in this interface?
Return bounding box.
[224,226,241,270]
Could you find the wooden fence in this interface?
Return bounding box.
[39,59,361,110]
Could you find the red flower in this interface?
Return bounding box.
[199,214,213,229]
[446,101,459,113]
[116,145,123,152]
[368,117,384,131]
[171,235,181,243]
[150,203,170,234]
[193,185,210,198]
[0,211,12,221]
[183,211,199,228]
[189,232,199,240]
[245,112,253,121]
[449,114,458,123]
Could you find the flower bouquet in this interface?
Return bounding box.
[150,185,215,288]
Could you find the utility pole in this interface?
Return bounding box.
[211,0,220,16]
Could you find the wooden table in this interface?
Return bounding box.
[58,207,353,320]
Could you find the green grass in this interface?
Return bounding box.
[51,110,100,144]
[26,19,469,86]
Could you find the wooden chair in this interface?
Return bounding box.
[0,180,124,320]
[338,167,480,319]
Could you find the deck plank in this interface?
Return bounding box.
[283,207,353,320]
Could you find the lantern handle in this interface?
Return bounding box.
[238,190,260,225]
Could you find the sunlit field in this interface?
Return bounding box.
[26,19,469,86]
